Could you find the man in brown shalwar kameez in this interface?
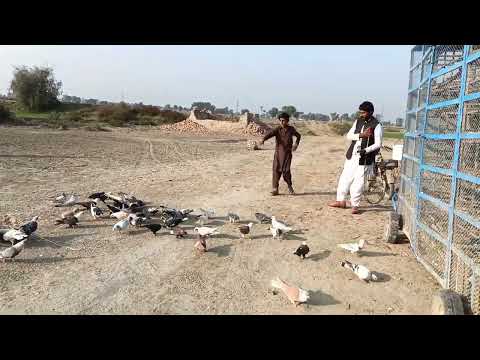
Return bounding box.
[260,112,301,196]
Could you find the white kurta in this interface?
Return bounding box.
[336,120,383,207]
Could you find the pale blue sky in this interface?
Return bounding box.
[0,45,412,120]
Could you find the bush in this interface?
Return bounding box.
[328,121,353,136]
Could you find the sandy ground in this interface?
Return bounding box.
[0,126,440,314]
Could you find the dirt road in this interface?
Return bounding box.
[0,126,440,314]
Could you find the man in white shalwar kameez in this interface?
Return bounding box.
[328,101,383,214]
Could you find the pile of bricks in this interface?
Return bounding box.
[160,119,211,134]
[244,122,271,137]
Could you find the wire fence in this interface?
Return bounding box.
[399,45,480,314]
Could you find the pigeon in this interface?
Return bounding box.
[74,200,97,210]
[142,207,159,217]
[228,212,240,223]
[88,192,108,202]
[54,192,68,203]
[194,235,207,252]
[269,226,283,240]
[337,239,366,254]
[143,223,163,236]
[293,241,310,259]
[54,194,79,207]
[18,216,39,236]
[198,208,215,219]
[128,214,147,227]
[341,260,378,282]
[271,216,293,233]
[113,218,129,232]
[270,278,310,306]
[164,216,189,228]
[55,215,80,228]
[61,207,83,219]
[255,212,271,224]
[2,229,29,246]
[90,203,104,219]
[110,210,129,220]
[106,203,124,214]
[196,215,209,226]
[193,226,219,237]
[238,223,253,239]
[0,239,27,262]
[170,228,187,238]
[179,209,194,216]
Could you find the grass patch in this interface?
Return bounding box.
[328,121,353,136]
[384,131,405,139]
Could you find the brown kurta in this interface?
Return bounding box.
[262,125,301,189]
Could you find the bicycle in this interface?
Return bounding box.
[363,145,400,205]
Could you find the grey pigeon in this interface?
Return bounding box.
[0,239,27,262]
[18,216,39,236]
[255,212,271,224]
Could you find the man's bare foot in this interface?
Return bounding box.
[328,200,347,208]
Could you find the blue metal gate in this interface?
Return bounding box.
[399,45,480,314]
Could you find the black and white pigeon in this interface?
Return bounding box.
[18,216,39,236]
[163,215,189,228]
[293,241,310,259]
[255,212,271,224]
[341,260,378,282]
[143,223,163,236]
[228,212,240,223]
[238,223,254,238]
[88,192,108,202]
[269,226,284,240]
[0,239,27,262]
[90,202,104,219]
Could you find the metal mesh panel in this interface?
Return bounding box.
[416,109,426,132]
[421,52,433,81]
[414,137,421,158]
[419,198,449,239]
[455,179,480,220]
[404,137,415,156]
[409,65,421,90]
[407,89,419,111]
[467,58,480,94]
[418,84,429,108]
[452,216,480,268]
[472,277,480,315]
[416,227,447,279]
[433,45,464,72]
[411,45,423,68]
[449,250,473,311]
[399,196,415,241]
[425,104,459,134]
[423,139,455,169]
[470,45,480,55]
[429,68,462,104]
[406,113,416,132]
[420,170,452,204]
[459,139,480,178]
[462,99,480,132]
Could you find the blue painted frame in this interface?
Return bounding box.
[400,45,480,291]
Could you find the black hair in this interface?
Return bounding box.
[278,112,290,121]
[358,101,374,113]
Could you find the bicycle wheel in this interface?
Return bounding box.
[364,176,386,204]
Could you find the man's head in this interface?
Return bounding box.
[358,101,374,120]
[278,112,290,128]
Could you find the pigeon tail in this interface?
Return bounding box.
[371,273,378,281]
[298,288,310,303]
[341,260,354,271]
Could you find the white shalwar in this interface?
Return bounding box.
[336,120,383,207]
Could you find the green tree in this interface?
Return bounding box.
[191,102,215,112]
[329,112,339,122]
[10,66,62,112]
[281,105,297,117]
[268,107,279,118]
[241,109,250,114]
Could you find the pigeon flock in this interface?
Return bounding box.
[0,190,382,310]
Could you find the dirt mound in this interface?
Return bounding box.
[244,121,271,137]
[160,119,211,134]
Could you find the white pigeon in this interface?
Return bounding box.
[271,216,292,232]
[193,226,219,237]
[2,229,29,246]
[113,218,130,232]
[110,210,129,220]
[337,239,366,254]
[341,260,378,282]
[0,239,27,262]
[59,194,79,207]
[269,226,283,240]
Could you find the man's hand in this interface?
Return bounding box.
[359,128,373,139]
[292,144,298,152]
[357,149,366,156]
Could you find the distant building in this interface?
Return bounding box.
[395,117,404,127]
